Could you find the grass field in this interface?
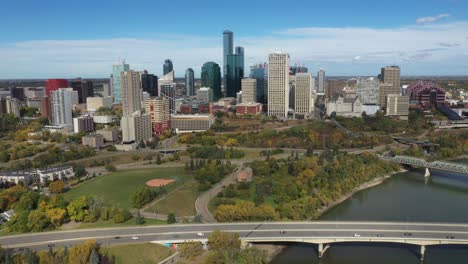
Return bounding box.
[64,167,191,209]
[101,243,174,264]
[146,178,200,217]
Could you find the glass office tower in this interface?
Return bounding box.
[201,62,222,100]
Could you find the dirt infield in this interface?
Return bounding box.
[146,178,176,187]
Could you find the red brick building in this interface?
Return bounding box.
[236,103,263,115]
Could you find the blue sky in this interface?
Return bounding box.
[1,0,468,78]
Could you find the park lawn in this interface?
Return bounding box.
[101,243,174,264]
[64,167,191,210]
[146,178,200,217]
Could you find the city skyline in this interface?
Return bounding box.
[1,0,468,78]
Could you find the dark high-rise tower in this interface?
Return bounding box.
[71,78,94,104]
[185,68,195,96]
[223,30,234,95]
[226,52,244,98]
[201,62,222,100]
[223,30,244,98]
[163,59,173,75]
[141,70,158,97]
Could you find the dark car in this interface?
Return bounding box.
[114,236,121,239]
[446,235,455,239]
[376,234,383,237]
[403,233,412,236]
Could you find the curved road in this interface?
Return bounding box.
[3,221,468,252]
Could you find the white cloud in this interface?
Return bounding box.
[0,21,467,78]
[416,13,450,25]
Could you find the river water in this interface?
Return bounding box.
[271,161,468,264]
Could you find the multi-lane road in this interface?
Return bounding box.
[3,221,468,252]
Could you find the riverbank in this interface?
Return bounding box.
[317,168,408,216]
[263,168,408,261]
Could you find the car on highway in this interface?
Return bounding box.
[114,236,121,239]
[280,230,286,235]
[446,235,455,239]
[131,236,139,240]
[404,232,412,236]
[376,234,383,237]
[353,233,361,237]
[197,232,205,237]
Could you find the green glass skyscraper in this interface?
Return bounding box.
[226,51,244,98]
[201,62,222,100]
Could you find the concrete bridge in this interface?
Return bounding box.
[379,155,468,176]
[3,221,468,261]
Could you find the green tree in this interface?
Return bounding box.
[67,196,89,222]
[27,210,51,232]
[167,213,176,224]
[89,248,99,264]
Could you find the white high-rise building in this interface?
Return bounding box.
[294,73,315,116]
[241,78,257,103]
[121,111,152,143]
[317,69,325,94]
[356,77,380,105]
[267,53,290,117]
[51,88,78,128]
[121,70,142,117]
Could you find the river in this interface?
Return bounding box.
[271,160,468,264]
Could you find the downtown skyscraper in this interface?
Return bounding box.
[201,62,222,100]
[111,60,130,103]
[185,68,195,96]
[250,63,268,104]
[317,69,325,94]
[121,70,142,117]
[268,53,290,117]
[163,59,173,75]
[223,30,244,98]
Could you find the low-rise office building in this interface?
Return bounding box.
[170,114,215,133]
[236,102,263,115]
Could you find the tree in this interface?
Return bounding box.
[112,209,132,223]
[167,213,176,224]
[135,211,144,225]
[156,153,162,164]
[67,196,89,222]
[68,240,96,264]
[46,208,66,227]
[49,180,65,194]
[27,210,51,232]
[179,241,203,259]
[37,250,55,264]
[207,230,241,252]
[89,248,100,264]
[74,164,88,177]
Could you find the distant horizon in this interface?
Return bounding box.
[1,0,467,78]
[2,74,468,82]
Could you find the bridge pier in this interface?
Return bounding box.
[318,243,330,258]
[202,241,208,250]
[424,168,431,177]
[420,245,425,261]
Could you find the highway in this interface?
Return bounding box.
[3,221,468,253]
